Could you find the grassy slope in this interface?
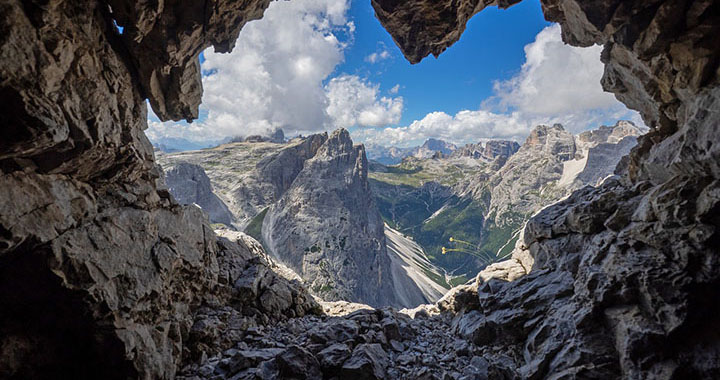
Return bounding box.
[369,159,522,278]
[244,207,269,246]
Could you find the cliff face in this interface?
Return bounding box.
[372,0,720,377]
[1,0,719,378]
[451,140,520,161]
[159,131,432,308]
[0,0,281,378]
[263,129,401,307]
[163,163,234,226]
[487,124,577,226]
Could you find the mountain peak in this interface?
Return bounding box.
[421,138,457,152]
[319,128,355,156]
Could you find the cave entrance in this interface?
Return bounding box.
[0,244,136,379]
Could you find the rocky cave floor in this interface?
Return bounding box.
[179,306,494,380]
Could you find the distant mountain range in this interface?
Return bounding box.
[157,120,644,306]
[152,128,286,153]
[151,137,218,153]
[368,120,643,281]
[366,138,458,164]
[366,137,522,165]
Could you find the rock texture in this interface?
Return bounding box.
[451,140,520,162]
[157,136,325,228]
[2,0,719,378]
[164,162,234,226]
[160,131,434,308]
[366,138,458,164]
[0,0,280,378]
[411,138,458,159]
[373,0,720,378]
[487,124,577,226]
[263,129,412,307]
[179,307,489,380]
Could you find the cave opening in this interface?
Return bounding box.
[0,243,137,379]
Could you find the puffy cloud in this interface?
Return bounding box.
[146,0,404,144]
[354,24,642,147]
[389,84,400,94]
[325,75,403,128]
[147,0,348,142]
[354,110,528,147]
[365,49,390,64]
[492,24,619,115]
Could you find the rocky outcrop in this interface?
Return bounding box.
[0,0,282,378]
[373,0,720,377]
[451,140,520,161]
[160,131,434,308]
[188,231,321,361]
[411,138,457,159]
[487,124,576,226]
[263,129,414,307]
[231,128,286,144]
[371,0,522,64]
[157,135,326,228]
[2,0,719,378]
[367,138,458,164]
[164,162,234,226]
[179,307,489,380]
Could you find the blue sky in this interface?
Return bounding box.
[147,0,640,149]
[337,0,551,125]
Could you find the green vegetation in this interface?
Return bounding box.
[449,275,468,287]
[369,160,521,279]
[369,158,485,188]
[419,267,451,289]
[244,207,268,244]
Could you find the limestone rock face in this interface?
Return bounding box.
[106,0,271,121]
[263,129,404,307]
[371,0,522,63]
[451,140,520,161]
[164,162,234,226]
[411,138,457,159]
[373,0,720,377]
[488,124,576,226]
[157,135,326,229]
[2,0,720,378]
[159,132,433,308]
[0,0,278,378]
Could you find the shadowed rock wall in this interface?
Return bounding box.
[372,0,720,377]
[1,0,719,378]
[0,0,299,378]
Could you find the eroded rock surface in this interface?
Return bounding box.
[263,129,408,307]
[373,0,720,377]
[178,308,490,380]
[164,162,234,226]
[0,0,279,378]
[2,0,719,379]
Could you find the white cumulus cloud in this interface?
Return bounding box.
[365,49,391,64]
[325,75,403,129]
[354,24,642,147]
[147,0,402,144]
[492,24,619,115]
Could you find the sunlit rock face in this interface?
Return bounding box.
[263,129,403,307]
[0,0,279,378]
[1,0,718,379]
[374,0,720,377]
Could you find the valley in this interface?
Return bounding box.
[157,121,643,307]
